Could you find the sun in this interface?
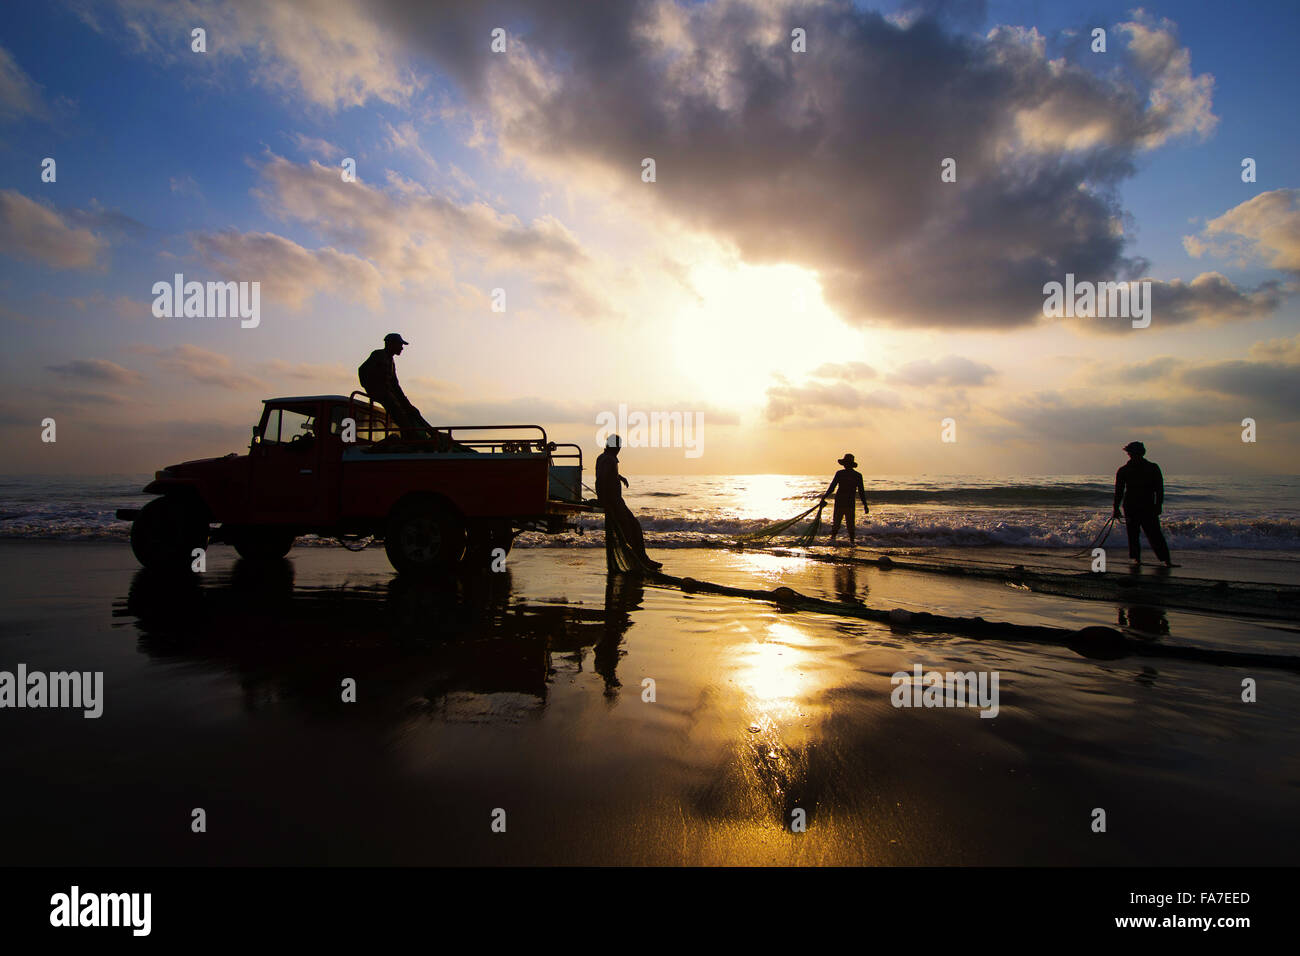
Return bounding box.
[671,261,864,408]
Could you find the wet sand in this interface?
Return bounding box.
[0,539,1297,865]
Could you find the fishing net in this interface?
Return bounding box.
[737,501,826,546]
[604,503,663,575]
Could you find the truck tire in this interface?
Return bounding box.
[232,526,296,561]
[385,498,465,574]
[130,495,208,572]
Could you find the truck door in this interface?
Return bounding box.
[250,403,325,521]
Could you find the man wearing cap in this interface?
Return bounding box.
[822,453,870,545]
[358,333,428,440]
[1113,441,1172,566]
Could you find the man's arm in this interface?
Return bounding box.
[823,474,839,500]
[857,472,869,511]
[1154,464,1164,514]
[1113,468,1125,516]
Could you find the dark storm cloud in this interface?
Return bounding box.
[371,0,1231,329]
[1181,360,1300,413]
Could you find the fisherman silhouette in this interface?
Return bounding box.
[358,333,433,441]
[822,453,869,545]
[1113,441,1174,567]
[596,435,662,574]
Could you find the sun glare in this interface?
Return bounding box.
[672,262,864,408]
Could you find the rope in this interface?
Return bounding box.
[1069,513,1118,558]
[639,572,1300,672]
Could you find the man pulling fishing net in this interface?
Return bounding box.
[735,452,870,548]
[596,435,663,574]
[822,453,869,546]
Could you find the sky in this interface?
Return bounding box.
[0,0,1297,476]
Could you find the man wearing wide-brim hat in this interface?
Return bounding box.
[821,453,870,545]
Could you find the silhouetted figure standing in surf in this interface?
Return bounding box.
[596,435,662,574]
[823,453,869,545]
[1113,441,1173,567]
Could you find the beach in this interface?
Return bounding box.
[2,537,1297,866]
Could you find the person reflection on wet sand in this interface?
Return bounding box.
[593,573,644,696]
[1118,605,1170,637]
[834,562,864,604]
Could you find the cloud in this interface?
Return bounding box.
[1095,355,1184,385]
[887,355,995,387]
[995,391,1239,445]
[765,378,903,423]
[382,119,438,170]
[190,229,387,311]
[65,199,148,240]
[45,358,145,386]
[259,359,352,384]
[288,132,344,160]
[242,153,598,315]
[0,190,108,270]
[40,387,130,407]
[998,342,1300,443]
[94,0,417,110]
[132,344,266,390]
[1184,189,1300,272]
[1116,11,1217,147]
[1059,272,1289,336]
[371,0,1227,330]
[811,361,876,381]
[1146,272,1285,327]
[0,45,45,120]
[1248,334,1300,362]
[1180,360,1300,414]
[169,175,204,199]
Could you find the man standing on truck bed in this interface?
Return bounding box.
[359,333,431,440]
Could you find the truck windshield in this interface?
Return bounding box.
[262,407,316,444]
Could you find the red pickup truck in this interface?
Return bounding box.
[117,392,594,574]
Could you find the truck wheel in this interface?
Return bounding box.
[130,496,208,572]
[232,527,296,561]
[385,499,465,574]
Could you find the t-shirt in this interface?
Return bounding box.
[829,468,865,501]
[359,349,393,394]
[358,349,408,406]
[595,451,622,503]
[1115,459,1164,513]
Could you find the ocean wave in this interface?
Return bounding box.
[4,511,1299,550]
[777,485,1218,507]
